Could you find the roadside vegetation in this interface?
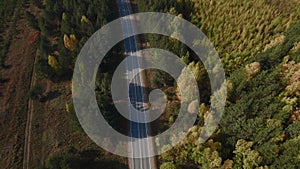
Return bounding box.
[28,0,128,168]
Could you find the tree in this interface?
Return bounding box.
[39,35,50,56]
[286,121,300,138]
[0,73,3,83]
[270,137,300,169]
[160,162,180,169]
[48,55,62,75]
[65,102,81,131]
[30,0,43,8]
[191,146,222,169]
[38,17,51,36]
[95,73,124,130]
[45,156,61,169]
[43,146,81,169]
[35,57,54,78]
[53,2,63,18]
[63,34,78,51]
[30,84,44,100]
[25,11,39,30]
[233,139,262,169]
[61,14,72,34]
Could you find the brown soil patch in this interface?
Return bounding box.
[0,12,38,169]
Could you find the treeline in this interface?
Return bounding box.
[135,0,192,19]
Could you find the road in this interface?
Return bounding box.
[116,0,156,168]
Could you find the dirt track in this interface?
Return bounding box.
[23,31,38,169]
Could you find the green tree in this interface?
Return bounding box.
[270,137,300,169]
[160,162,180,169]
[35,57,54,78]
[39,35,50,56]
[38,17,51,36]
[30,0,42,8]
[233,139,262,169]
[25,11,39,30]
[45,156,61,169]
[53,2,63,18]
[65,102,81,131]
[286,121,300,138]
[191,142,222,169]
[29,84,44,100]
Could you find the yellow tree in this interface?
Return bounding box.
[48,55,62,75]
[233,139,262,169]
[63,34,78,51]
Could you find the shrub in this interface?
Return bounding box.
[25,11,39,30]
[29,84,44,100]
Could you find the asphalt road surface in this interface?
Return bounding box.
[116,0,156,169]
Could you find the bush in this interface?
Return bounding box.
[35,58,54,78]
[25,11,39,30]
[286,121,300,138]
[65,102,82,132]
[29,84,43,100]
[30,0,43,8]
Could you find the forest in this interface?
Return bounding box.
[31,0,300,168]
[156,22,300,169]
[133,0,300,168]
[1,0,299,168]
